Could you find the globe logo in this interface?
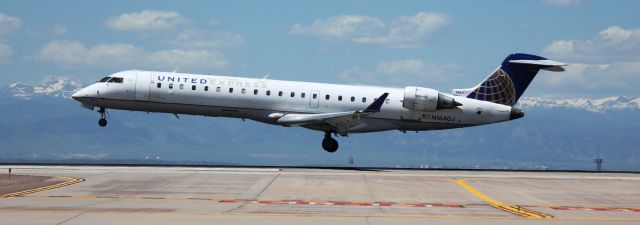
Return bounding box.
[467,69,516,106]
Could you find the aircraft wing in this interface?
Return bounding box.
[274,93,389,136]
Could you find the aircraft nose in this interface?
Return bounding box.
[71,89,82,100]
[71,88,89,100]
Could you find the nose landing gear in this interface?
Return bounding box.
[98,107,108,127]
[322,131,339,153]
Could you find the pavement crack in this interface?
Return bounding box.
[363,174,385,215]
[252,172,280,200]
[55,211,85,225]
[223,172,280,213]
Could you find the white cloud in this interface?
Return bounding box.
[0,42,12,63]
[599,25,633,43]
[291,12,450,48]
[542,40,574,56]
[37,40,228,70]
[86,43,144,66]
[0,12,22,35]
[542,0,581,6]
[543,26,640,63]
[168,28,244,49]
[105,10,185,31]
[540,26,640,95]
[147,49,228,69]
[337,59,461,87]
[38,40,87,65]
[539,61,640,90]
[52,24,67,35]
[291,15,384,40]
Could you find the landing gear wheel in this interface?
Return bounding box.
[98,118,107,127]
[322,132,339,153]
[98,107,108,127]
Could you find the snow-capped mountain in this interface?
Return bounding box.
[0,79,638,170]
[0,77,84,99]
[518,96,640,112]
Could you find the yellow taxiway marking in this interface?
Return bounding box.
[1,176,85,198]
[453,179,553,219]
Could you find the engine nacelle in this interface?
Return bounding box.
[402,86,461,112]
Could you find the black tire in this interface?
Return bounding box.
[98,118,107,127]
[322,137,339,153]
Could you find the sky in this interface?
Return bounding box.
[1,0,639,98]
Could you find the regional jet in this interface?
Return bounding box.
[72,53,565,152]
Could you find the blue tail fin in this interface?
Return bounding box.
[453,53,566,106]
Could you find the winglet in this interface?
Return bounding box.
[362,93,389,113]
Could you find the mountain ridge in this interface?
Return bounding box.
[1,77,637,112]
[0,78,638,170]
[1,77,83,100]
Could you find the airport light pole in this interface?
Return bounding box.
[594,158,603,171]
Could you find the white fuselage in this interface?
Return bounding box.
[72,70,518,134]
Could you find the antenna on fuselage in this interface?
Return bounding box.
[261,74,269,79]
[172,68,179,73]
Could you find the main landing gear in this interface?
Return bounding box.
[98,107,107,127]
[322,131,339,153]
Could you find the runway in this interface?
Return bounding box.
[1,165,639,224]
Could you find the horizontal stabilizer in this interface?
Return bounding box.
[509,59,567,71]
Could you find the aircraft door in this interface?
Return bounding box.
[309,90,319,108]
[135,72,150,101]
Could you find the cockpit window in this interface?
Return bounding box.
[107,77,124,83]
[98,77,111,82]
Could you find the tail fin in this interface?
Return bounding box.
[452,53,566,106]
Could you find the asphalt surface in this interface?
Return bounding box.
[0,174,61,195]
[0,165,639,225]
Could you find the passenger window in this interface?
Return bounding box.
[278,91,283,97]
[241,88,246,94]
[338,96,342,101]
[301,93,306,98]
[351,96,355,102]
[205,86,209,91]
[229,88,233,93]
[325,94,330,100]
[169,83,173,89]
[179,84,184,89]
[254,89,258,95]
[362,97,366,103]
[216,87,221,92]
[313,93,317,99]
[266,90,271,96]
[290,92,295,97]
[157,83,161,88]
[192,85,196,90]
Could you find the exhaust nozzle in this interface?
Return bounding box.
[510,107,525,120]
